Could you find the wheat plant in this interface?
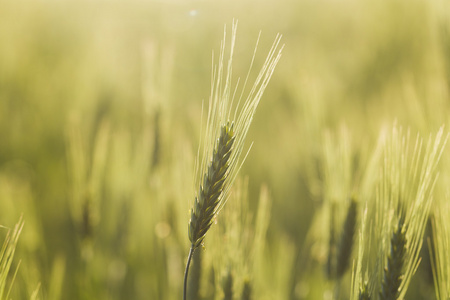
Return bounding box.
[351,125,447,300]
[183,21,283,300]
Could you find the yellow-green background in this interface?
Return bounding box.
[0,0,449,299]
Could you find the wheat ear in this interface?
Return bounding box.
[183,20,283,300]
[184,123,234,300]
[188,122,235,248]
[379,216,407,300]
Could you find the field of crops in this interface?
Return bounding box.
[1,0,450,299]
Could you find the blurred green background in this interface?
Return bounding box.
[1,0,450,299]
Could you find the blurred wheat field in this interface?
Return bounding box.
[1,0,450,299]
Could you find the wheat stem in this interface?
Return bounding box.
[187,248,202,300]
[183,246,195,300]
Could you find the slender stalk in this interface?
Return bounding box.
[183,246,195,300]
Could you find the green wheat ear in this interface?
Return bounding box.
[380,216,407,300]
[188,122,235,249]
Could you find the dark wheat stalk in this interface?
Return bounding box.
[359,281,370,300]
[326,202,337,279]
[187,248,203,300]
[241,279,252,300]
[222,269,234,300]
[336,198,358,278]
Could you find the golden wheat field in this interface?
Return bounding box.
[1,0,450,299]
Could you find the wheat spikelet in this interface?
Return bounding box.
[379,216,407,300]
[189,122,235,248]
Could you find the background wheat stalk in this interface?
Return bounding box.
[183,21,283,300]
[380,215,407,300]
[336,198,358,279]
[350,125,447,300]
